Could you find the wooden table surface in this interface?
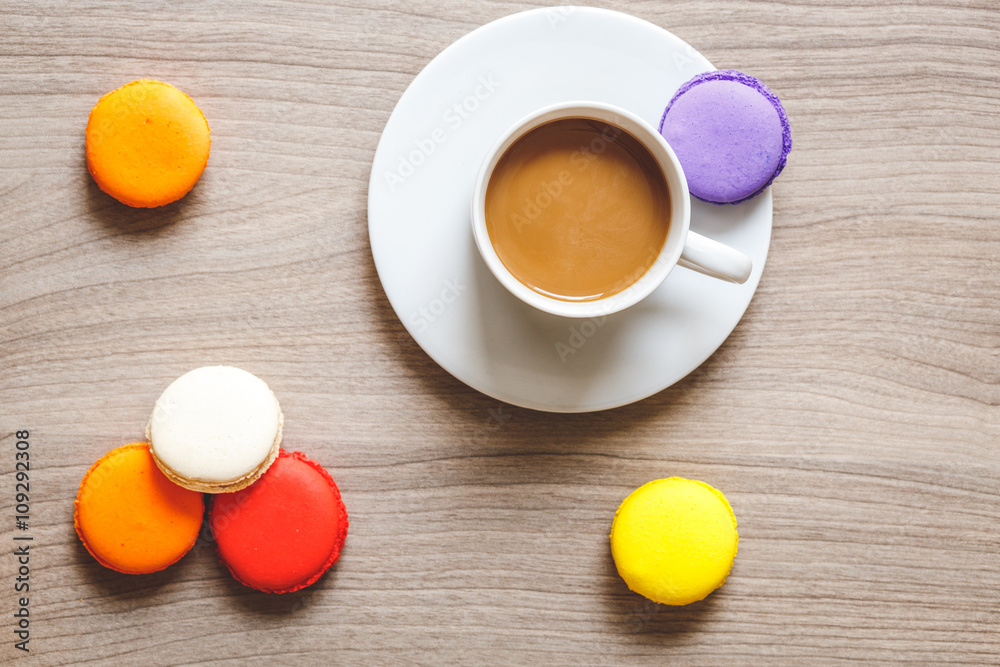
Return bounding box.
[2,0,998,664]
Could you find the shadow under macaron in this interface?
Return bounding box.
[600,540,724,640]
[213,541,345,616]
[70,521,194,606]
[81,148,199,236]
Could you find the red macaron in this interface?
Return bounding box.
[210,449,348,593]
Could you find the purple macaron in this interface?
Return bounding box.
[659,70,791,205]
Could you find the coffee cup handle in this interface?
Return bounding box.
[677,231,753,284]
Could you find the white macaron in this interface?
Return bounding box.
[146,366,282,493]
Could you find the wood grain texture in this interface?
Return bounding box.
[1,0,998,664]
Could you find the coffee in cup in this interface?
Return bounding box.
[472,102,752,319]
[484,117,670,302]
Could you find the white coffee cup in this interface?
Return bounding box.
[471,101,753,319]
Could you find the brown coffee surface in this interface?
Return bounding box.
[485,118,670,302]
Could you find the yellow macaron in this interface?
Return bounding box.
[610,477,738,605]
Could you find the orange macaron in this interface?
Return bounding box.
[85,79,211,207]
[74,442,204,574]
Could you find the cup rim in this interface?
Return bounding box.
[471,101,691,319]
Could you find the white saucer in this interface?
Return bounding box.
[368,6,771,413]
